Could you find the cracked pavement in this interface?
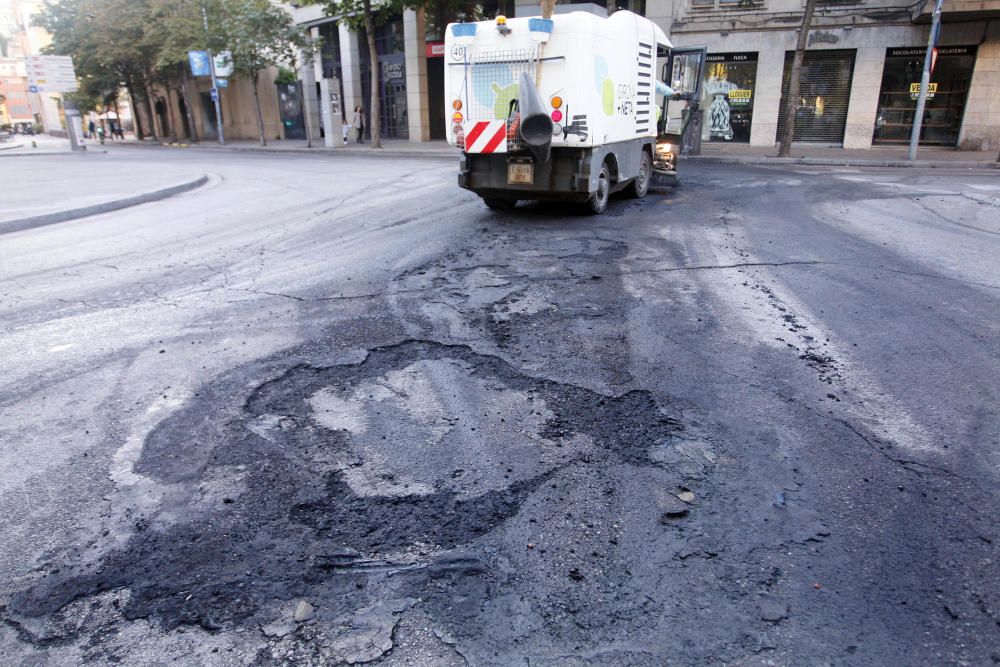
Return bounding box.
[1,149,999,665]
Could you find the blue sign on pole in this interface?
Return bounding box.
[188,51,211,77]
[28,84,38,93]
[210,88,219,102]
[216,78,228,89]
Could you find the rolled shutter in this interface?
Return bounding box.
[777,49,856,144]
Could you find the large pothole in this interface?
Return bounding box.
[7,340,682,641]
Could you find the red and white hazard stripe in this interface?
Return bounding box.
[463,120,507,154]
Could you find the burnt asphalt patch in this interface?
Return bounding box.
[5,340,682,648]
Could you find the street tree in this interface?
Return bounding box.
[777,0,818,158]
[35,0,160,139]
[219,0,312,146]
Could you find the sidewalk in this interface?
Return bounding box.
[0,134,79,156]
[0,158,207,234]
[689,142,999,169]
[109,137,456,160]
[110,135,999,168]
[10,132,997,169]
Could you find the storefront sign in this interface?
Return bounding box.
[808,31,841,47]
[888,45,976,58]
[426,42,445,58]
[909,82,937,99]
[729,89,753,106]
[382,61,404,82]
[705,52,758,63]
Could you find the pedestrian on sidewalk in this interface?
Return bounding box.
[352,106,365,144]
[114,122,124,141]
[88,119,96,139]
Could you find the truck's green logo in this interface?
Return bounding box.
[595,56,614,116]
[491,82,520,120]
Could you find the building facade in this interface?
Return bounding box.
[656,0,1000,150]
[0,0,63,132]
[295,0,999,151]
[144,68,290,144]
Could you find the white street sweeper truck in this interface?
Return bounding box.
[445,10,685,213]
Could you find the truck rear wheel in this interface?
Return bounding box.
[626,150,651,198]
[483,198,518,211]
[587,163,611,215]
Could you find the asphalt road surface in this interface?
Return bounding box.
[1,149,998,665]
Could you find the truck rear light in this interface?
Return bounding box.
[452,111,463,123]
[452,99,462,111]
[550,96,563,109]
[550,110,563,123]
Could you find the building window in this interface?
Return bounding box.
[874,45,976,146]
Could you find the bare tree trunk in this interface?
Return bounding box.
[362,0,382,149]
[252,71,267,146]
[143,78,160,140]
[113,96,122,135]
[179,64,199,143]
[166,87,179,143]
[125,79,144,140]
[778,0,817,158]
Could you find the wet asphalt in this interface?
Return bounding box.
[0,148,998,665]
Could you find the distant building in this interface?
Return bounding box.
[294,0,1000,151]
[0,0,64,132]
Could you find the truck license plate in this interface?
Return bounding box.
[507,162,533,185]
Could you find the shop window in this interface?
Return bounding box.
[874,45,976,146]
[701,52,757,143]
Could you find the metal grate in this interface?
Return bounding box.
[464,47,539,151]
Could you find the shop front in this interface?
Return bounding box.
[358,18,409,140]
[701,52,758,143]
[776,49,856,144]
[874,45,977,146]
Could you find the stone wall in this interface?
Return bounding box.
[959,22,1000,150]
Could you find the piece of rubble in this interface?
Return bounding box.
[294,600,315,622]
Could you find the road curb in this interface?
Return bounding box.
[684,155,999,169]
[0,142,25,151]
[0,149,107,157]
[107,141,458,161]
[0,174,209,235]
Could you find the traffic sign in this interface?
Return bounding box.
[25,55,78,92]
[210,88,219,102]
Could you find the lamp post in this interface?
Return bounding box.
[202,1,225,145]
[908,0,944,161]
